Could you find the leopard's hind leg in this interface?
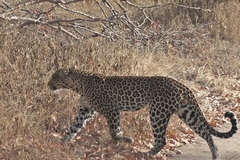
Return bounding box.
[177,103,219,160]
[104,110,133,143]
[148,104,174,155]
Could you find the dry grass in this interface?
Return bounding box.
[0,1,240,159]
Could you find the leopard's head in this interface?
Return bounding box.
[48,68,72,91]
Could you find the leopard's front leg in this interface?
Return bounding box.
[62,106,95,142]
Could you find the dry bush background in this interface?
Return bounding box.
[0,0,240,159]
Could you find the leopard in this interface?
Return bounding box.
[48,68,238,159]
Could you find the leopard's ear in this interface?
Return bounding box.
[68,67,77,74]
[58,68,70,77]
[58,67,76,76]
[69,67,76,72]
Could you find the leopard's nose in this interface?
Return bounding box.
[47,81,51,87]
[48,81,57,91]
[49,85,57,91]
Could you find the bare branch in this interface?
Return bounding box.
[1,0,214,50]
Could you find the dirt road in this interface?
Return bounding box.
[169,124,240,160]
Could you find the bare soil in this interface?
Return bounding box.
[169,124,240,160]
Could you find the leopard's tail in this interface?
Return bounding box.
[209,111,238,138]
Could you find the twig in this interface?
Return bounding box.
[58,3,95,20]
[96,0,108,19]
[2,0,13,9]
[103,0,118,16]
[76,25,111,39]
[167,2,212,12]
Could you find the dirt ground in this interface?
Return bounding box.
[169,124,240,160]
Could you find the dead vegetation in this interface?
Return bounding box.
[0,0,240,159]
